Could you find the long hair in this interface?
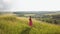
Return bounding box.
[29,16,33,26]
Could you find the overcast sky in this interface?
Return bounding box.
[1,0,60,11]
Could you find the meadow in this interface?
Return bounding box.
[0,14,60,34]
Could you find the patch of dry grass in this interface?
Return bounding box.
[0,15,60,34]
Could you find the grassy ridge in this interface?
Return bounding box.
[0,15,60,34]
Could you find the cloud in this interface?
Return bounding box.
[11,0,60,11]
[0,0,12,11]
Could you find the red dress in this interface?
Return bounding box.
[29,16,32,26]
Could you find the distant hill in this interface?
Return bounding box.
[13,11,59,13]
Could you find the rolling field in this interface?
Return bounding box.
[0,15,60,34]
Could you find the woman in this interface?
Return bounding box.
[29,16,33,27]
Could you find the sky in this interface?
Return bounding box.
[0,0,12,11]
[0,0,60,11]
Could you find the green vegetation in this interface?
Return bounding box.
[39,14,60,24]
[13,11,60,24]
[0,15,60,34]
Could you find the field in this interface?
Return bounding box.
[0,14,60,34]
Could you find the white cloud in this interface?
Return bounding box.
[1,0,60,11]
[0,0,12,11]
[3,0,12,4]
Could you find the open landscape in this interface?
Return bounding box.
[0,0,60,34]
[0,11,60,34]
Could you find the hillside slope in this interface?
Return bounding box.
[0,15,60,34]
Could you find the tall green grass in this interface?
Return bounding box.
[0,15,60,34]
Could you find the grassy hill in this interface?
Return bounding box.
[0,15,60,34]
